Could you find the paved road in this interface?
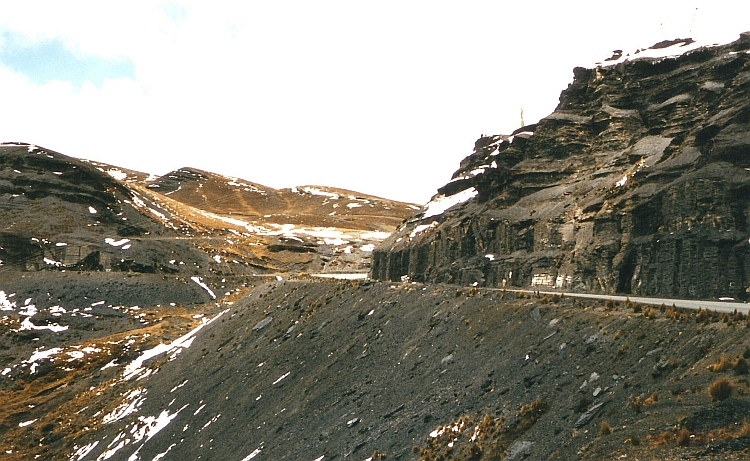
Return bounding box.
[497,288,750,315]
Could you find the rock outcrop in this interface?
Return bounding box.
[372,32,750,300]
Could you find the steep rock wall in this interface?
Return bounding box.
[372,33,750,300]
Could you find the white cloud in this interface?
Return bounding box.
[0,1,748,203]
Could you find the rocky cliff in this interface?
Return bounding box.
[372,33,750,300]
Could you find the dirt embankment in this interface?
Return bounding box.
[30,279,750,461]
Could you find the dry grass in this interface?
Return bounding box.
[414,398,548,461]
[643,391,659,406]
[707,356,750,375]
[708,377,734,401]
[519,397,548,429]
[628,395,643,413]
[676,428,691,446]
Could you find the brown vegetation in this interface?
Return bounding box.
[708,378,734,401]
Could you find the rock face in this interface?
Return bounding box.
[372,33,750,300]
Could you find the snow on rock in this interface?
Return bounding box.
[101,388,147,424]
[23,347,63,374]
[0,291,17,311]
[594,37,717,68]
[297,186,340,199]
[19,317,69,333]
[106,169,128,181]
[190,277,216,300]
[105,238,131,247]
[44,257,62,267]
[410,221,438,239]
[360,231,392,240]
[240,447,263,460]
[422,187,478,219]
[122,308,228,380]
[71,441,99,461]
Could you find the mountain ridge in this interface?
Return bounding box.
[372,31,750,301]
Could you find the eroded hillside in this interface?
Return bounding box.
[5,280,750,460]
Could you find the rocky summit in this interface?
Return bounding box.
[373,33,750,301]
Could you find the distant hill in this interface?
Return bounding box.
[145,166,419,231]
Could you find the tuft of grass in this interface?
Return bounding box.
[707,356,734,372]
[519,397,548,429]
[708,378,734,401]
[643,391,659,406]
[707,356,750,375]
[627,395,643,413]
[676,428,691,446]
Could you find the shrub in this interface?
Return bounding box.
[708,378,734,401]
[599,421,613,436]
[735,357,749,375]
[676,428,691,446]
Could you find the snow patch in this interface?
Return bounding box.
[19,317,68,332]
[240,447,263,461]
[190,277,216,300]
[410,221,438,239]
[106,169,128,181]
[122,309,228,380]
[422,187,478,219]
[105,238,131,247]
[0,291,16,311]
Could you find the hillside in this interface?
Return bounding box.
[5,280,750,460]
[3,33,750,461]
[372,33,750,301]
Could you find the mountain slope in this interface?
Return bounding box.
[146,167,418,230]
[372,32,750,301]
[0,143,219,275]
[34,280,750,461]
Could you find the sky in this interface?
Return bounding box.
[0,1,748,204]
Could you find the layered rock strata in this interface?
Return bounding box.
[372,33,750,300]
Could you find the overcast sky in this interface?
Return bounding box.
[0,1,748,204]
